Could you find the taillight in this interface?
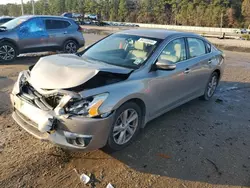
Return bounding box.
[78,26,83,32]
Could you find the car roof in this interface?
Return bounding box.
[117,29,201,40]
[18,15,73,21]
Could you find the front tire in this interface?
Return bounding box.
[63,40,78,54]
[0,42,17,62]
[105,102,142,152]
[201,72,219,101]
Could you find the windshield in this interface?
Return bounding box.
[2,17,29,30]
[82,34,162,69]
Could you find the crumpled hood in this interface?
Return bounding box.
[29,54,132,89]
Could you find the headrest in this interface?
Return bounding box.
[174,43,181,51]
[134,41,145,50]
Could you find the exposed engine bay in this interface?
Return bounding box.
[14,66,130,117]
[16,70,128,113]
[10,53,133,135]
[67,71,129,92]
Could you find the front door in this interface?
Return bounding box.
[17,18,48,52]
[148,38,201,118]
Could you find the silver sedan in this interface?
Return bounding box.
[11,29,225,151]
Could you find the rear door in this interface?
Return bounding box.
[186,37,214,93]
[44,19,71,48]
[149,37,213,118]
[17,18,48,52]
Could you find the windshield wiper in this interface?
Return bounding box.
[0,26,7,29]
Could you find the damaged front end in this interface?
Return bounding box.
[10,70,120,150]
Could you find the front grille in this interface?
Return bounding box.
[19,83,62,110]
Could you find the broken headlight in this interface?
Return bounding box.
[12,70,29,94]
[65,93,109,117]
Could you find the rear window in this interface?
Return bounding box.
[45,19,70,29]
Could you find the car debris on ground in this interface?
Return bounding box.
[80,173,91,184]
[73,168,90,184]
[106,183,114,188]
[73,168,102,187]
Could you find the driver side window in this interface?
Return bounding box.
[18,18,45,39]
[159,38,186,64]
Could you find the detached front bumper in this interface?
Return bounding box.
[10,94,114,151]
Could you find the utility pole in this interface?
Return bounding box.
[21,0,24,15]
[44,0,49,15]
[32,0,35,15]
[220,13,223,34]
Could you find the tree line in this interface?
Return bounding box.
[0,0,250,28]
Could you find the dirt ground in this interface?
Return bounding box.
[0,33,250,188]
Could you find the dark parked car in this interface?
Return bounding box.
[61,12,73,18]
[0,16,14,25]
[0,15,85,62]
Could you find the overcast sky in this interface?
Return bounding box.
[0,0,36,5]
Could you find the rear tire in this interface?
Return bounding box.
[201,72,219,101]
[63,40,78,54]
[104,102,142,152]
[0,42,17,62]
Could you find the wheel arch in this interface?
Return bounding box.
[116,98,147,128]
[63,38,79,46]
[213,69,221,80]
[0,38,20,55]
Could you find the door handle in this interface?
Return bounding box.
[184,68,190,74]
[63,31,68,34]
[208,59,212,64]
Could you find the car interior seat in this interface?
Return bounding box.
[126,41,147,59]
[174,43,181,61]
[189,41,201,58]
[159,43,178,63]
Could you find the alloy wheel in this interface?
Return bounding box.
[65,42,77,53]
[113,109,139,145]
[207,75,218,97]
[0,45,15,61]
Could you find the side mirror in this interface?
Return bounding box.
[155,60,176,70]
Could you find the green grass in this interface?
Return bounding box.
[241,34,250,40]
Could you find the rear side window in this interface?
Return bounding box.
[187,38,206,58]
[45,19,71,29]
